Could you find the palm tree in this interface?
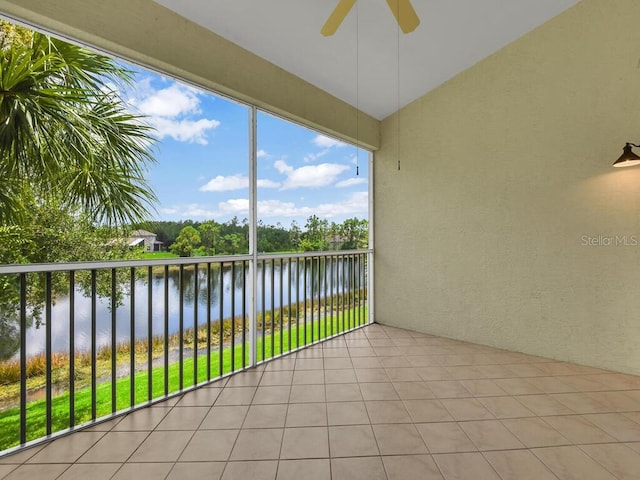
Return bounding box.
[0,22,157,225]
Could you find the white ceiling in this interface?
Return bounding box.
[154,0,580,120]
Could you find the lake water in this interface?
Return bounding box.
[18,257,364,357]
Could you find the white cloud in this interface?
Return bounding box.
[257,149,270,159]
[200,175,281,192]
[160,191,368,220]
[304,149,330,163]
[313,134,347,149]
[127,78,220,145]
[335,178,367,188]
[200,174,248,192]
[274,160,349,189]
[257,179,281,189]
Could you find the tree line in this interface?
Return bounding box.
[136,214,368,256]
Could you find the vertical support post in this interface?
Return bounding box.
[248,105,258,367]
[368,151,375,324]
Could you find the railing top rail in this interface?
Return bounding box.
[0,249,372,275]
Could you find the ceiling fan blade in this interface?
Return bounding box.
[321,0,357,36]
[385,0,420,33]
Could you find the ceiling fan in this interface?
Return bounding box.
[321,0,420,36]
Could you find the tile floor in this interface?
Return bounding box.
[2,324,640,479]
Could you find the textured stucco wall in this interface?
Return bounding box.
[375,0,640,374]
[0,0,379,150]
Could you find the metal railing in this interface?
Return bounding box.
[0,250,371,455]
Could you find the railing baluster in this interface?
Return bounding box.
[303,258,308,345]
[323,257,328,339]
[69,271,75,427]
[261,259,266,361]
[194,263,199,386]
[19,273,27,445]
[231,261,236,372]
[317,256,321,341]
[295,259,300,349]
[207,262,212,381]
[163,265,169,396]
[129,267,135,408]
[287,258,292,353]
[270,259,275,357]
[178,264,184,390]
[242,260,247,368]
[147,266,153,402]
[329,257,334,337]
[45,272,52,436]
[310,257,314,344]
[279,258,283,355]
[91,270,98,419]
[219,264,224,377]
[111,269,116,413]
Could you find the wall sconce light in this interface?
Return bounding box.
[613,143,640,167]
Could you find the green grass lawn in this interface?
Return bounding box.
[140,251,179,259]
[0,307,367,452]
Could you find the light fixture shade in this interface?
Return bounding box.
[613,143,640,167]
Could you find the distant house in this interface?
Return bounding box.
[130,229,163,252]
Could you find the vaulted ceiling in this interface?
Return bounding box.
[154,0,580,120]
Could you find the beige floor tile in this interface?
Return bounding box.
[542,415,616,444]
[112,406,171,431]
[289,384,324,403]
[325,383,363,402]
[0,444,44,464]
[323,348,349,358]
[323,358,353,370]
[459,380,506,397]
[215,386,257,405]
[3,464,71,480]
[532,446,616,480]
[167,462,225,480]
[0,465,17,479]
[382,454,444,479]
[445,366,486,380]
[473,365,515,379]
[561,375,609,392]
[83,417,123,432]
[328,425,379,457]
[440,398,494,421]
[385,368,422,382]
[355,368,390,383]
[552,393,609,414]
[295,358,324,370]
[77,431,149,463]
[286,403,327,427]
[516,394,575,416]
[156,406,209,430]
[243,404,288,428]
[230,429,283,460]
[427,381,471,398]
[483,450,557,480]
[414,367,452,381]
[372,424,427,455]
[254,385,292,404]
[324,369,357,384]
[129,430,193,462]
[477,396,534,418]
[112,463,173,480]
[416,422,476,453]
[200,405,249,429]
[404,399,454,423]
[225,370,263,387]
[179,429,238,461]
[626,442,640,453]
[292,369,324,385]
[280,427,329,459]
[493,378,542,395]
[580,443,640,479]
[260,370,294,386]
[56,463,121,480]
[176,387,222,406]
[502,418,570,448]
[264,358,296,371]
[222,461,278,480]
[587,391,640,412]
[331,457,387,480]
[27,431,105,463]
[348,347,376,357]
[277,459,330,480]
[327,401,370,425]
[379,356,412,368]
[459,420,523,451]
[350,356,383,369]
[365,400,412,424]
[585,413,640,441]
[359,382,400,400]
[374,347,404,357]
[393,382,435,400]
[433,452,501,480]
[526,376,578,394]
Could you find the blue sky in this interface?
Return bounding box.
[120,66,369,228]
